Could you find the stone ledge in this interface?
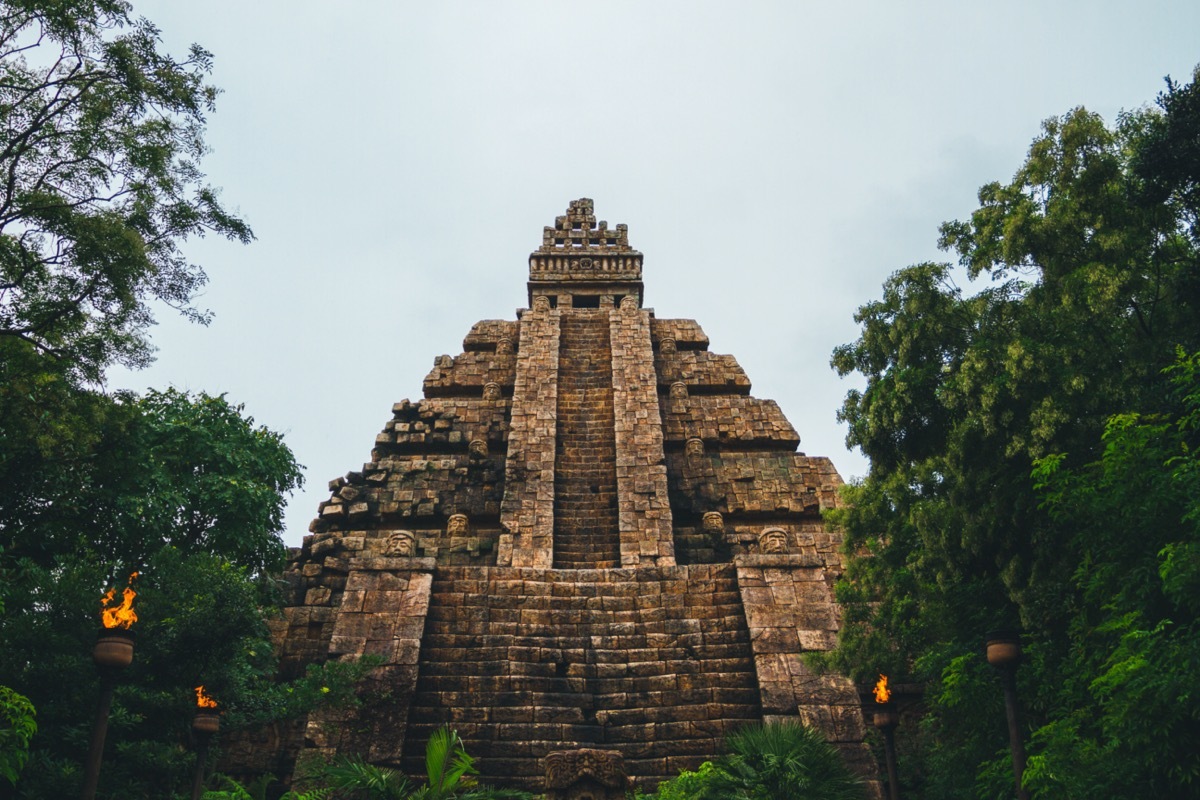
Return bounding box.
[733,553,824,568]
[348,556,436,572]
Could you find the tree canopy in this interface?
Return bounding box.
[826,67,1200,797]
[0,0,251,384]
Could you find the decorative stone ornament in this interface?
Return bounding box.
[758,527,791,554]
[497,337,514,354]
[483,382,502,401]
[385,530,416,557]
[533,295,551,312]
[685,437,705,457]
[669,381,688,400]
[446,514,470,536]
[469,439,488,458]
[659,337,677,355]
[544,749,631,800]
[620,295,639,313]
[701,511,724,535]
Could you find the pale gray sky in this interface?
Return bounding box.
[111,1,1200,547]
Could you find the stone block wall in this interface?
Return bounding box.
[609,305,675,567]
[292,558,435,767]
[654,350,750,394]
[498,305,560,568]
[734,554,873,778]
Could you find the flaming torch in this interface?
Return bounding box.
[81,573,139,800]
[871,674,901,800]
[193,686,219,733]
[190,686,220,800]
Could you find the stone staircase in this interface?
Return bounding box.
[401,564,763,788]
[552,311,621,569]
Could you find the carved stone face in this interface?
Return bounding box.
[496,337,513,354]
[533,295,551,312]
[446,514,470,536]
[385,531,415,557]
[669,382,688,400]
[659,337,677,355]
[758,528,790,554]
[483,382,502,401]
[685,438,704,457]
[469,439,488,458]
[620,295,639,312]
[701,511,724,534]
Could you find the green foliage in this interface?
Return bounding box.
[643,722,864,800]
[0,0,252,383]
[295,730,533,800]
[1018,348,1200,797]
[2,386,302,575]
[418,726,476,800]
[0,385,329,798]
[316,756,413,800]
[827,67,1200,797]
[203,773,331,800]
[0,685,36,785]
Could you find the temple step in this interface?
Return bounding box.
[552,311,620,568]
[401,564,762,789]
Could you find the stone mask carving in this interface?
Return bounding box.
[701,511,724,535]
[483,382,502,401]
[758,527,790,554]
[685,438,704,457]
[385,530,415,557]
[469,439,488,458]
[659,337,677,355]
[446,514,470,536]
[669,382,688,400]
[533,295,551,312]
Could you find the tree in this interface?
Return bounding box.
[825,67,1200,798]
[0,4,348,797]
[0,389,309,798]
[0,0,251,384]
[1020,348,1200,796]
[2,387,303,574]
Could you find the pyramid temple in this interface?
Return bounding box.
[235,199,873,795]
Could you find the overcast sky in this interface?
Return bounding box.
[110,1,1200,547]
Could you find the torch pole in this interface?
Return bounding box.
[190,705,220,800]
[1000,665,1029,800]
[190,733,210,800]
[80,674,116,800]
[881,724,901,800]
[872,699,902,800]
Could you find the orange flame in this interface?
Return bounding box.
[195,686,217,709]
[873,674,891,704]
[100,572,139,629]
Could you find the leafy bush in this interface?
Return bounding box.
[642,721,865,800]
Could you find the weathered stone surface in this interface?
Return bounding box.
[237,200,874,794]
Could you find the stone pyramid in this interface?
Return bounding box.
[235,199,871,793]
